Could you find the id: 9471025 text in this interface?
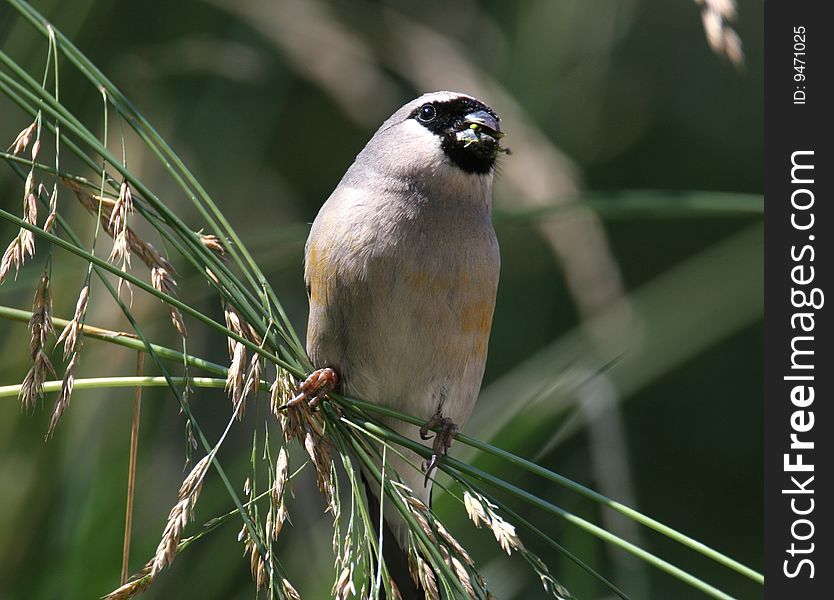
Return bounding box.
[793,26,806,105]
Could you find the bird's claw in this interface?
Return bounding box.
[280,367,338,411]
[421,414,458,486]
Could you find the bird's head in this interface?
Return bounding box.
[366,91,507,178]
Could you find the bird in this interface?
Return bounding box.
[292,91,503,597]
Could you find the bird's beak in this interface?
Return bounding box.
[464,110,504,139]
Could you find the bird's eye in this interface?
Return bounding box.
[418,104,437,122]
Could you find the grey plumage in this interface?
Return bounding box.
[304,91,501,588]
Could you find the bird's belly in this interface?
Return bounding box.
[339,242,496,426]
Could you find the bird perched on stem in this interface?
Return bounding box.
[289,91,504,598]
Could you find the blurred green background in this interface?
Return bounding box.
[0,1,762,599]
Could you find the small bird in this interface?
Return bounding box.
[297,91,502,597]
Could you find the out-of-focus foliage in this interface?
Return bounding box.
[0,1,761,599]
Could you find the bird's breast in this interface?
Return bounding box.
[305,189,499,415]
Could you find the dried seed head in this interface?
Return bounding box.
[151,266,187,337]
[272,504,288,540]
[119,180,134,214]
[180,452,212,498]
[70,285,89,320]
[63,178,185,336]
[19,229,35,262]
[391,481,445,547]
[46,353,78,438]
[272,447,289,506]
[270,367,295,418]
[252,551,268,589]
[239,353,263,415]
[407,546,420,587]
[151,266,177,295]
[205,266,220,286]
[30,270,54,353]
[411,509,435,544]
[222,304,262,417]
[151,453,213,577]
[225,340,246,417]
[539,570,572,599]
[43,186,58,233]
[131,238,173,273]
[102,570,153,600]
[417,556,439,600]
[20,272,56,411]
[108,231,131,268]
[224,304,245,357]
[435,521,474,567]
[264,510,273,540]
[24,171,35,200]
[525,552,572,599]
[723,29,743,67]
[0,238,21,284]
[20,351,55,412]
[56,285,89,359]
[278,376,333,509]
[11,121,36,155]
[223,303,261,346]
[695,0,737,20]
[462,491,523,555]
[463,491,488,527]
[694,0,744,67]
[43,213,56,233]
[405,494,429,514]
[2,173,45,281]
[282,578,301,600]
[198,231,226,258]
[438,543,451,566]
[388,579,403,600]
[169,307,187,338]
[701,9,723,50]
[46,285,90,436]
[240,520,269,590]
[31,139,41,161]
[333,566,356,600]
[24,193,38,226]
[107,182,134,266]
[491,516,522,555]
[0,228,37,284]
[452,557,478,600]
[303,430,335,508]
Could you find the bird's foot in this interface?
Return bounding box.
[420,413,459,486]
[280,368,338,411]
